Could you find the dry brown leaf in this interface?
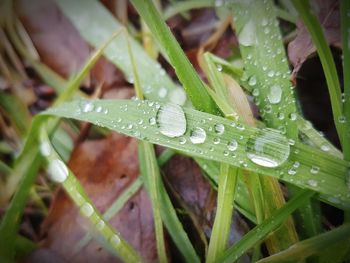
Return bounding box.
[18,0,125,91]
[37,133,158,263]
[288,0,340,82]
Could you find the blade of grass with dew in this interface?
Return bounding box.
[297,116,343,158]
[38,127,142,263]
[201,53,252,261]
[217,190,315,263]
[43,99,350,209]
[292,0,345,148]
[256,223,350,263]
[74,177,143,253]
[130,0,219,114]
[0,34,121,261]
[231,0,321,247]
[55,0,190,108]
[130,31,199,262]
[206,164,238,263]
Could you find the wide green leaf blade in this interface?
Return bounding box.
[43,99,350,209]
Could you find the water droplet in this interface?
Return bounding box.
[40,142,51,157]
[48,159,69,183]
[288,167,297,175]
[95,106,103,113]
[189,127,206,144]
[320,143,330,152]
[267,84,282,104]
[267,70,275,77]
[246,129,290,168]
[227,140,238,151]
[248,75,257,86]
[81,101,94,113]
[338,115,346,123]
[252,88,259,96]
[81,203,94,217]
[213,137,221,144]
[179,137,187,144]
[238,19,257,46]
[96,220,105,231]
[149,117,156,125]
[110,235,120,247]
[214,124,225,135]
[293,161,300,168]
[217,64,223,72]
[307,179,318,187]
[156,103,187,138]
[310,166,320,174]
[289,112,297,121]
[277,112,285,120]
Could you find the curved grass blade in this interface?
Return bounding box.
[292,0,344,147]
[256,223,350,263]
[130,0,219,114]
[43,99,350,210]
[217,190,315,263]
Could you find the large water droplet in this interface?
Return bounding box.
[81,203,94,217]
[48,159,69,183]
[156,103,186,138]
[267,84,282,104]
[189,127,206,144]
[238,19,256,46]
[246,129,290,168]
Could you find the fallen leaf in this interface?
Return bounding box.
[38,133,158,263]
[288,0,341,82]
[18,0,125,91]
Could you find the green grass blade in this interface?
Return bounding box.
[130,0,219,114]
[43,99,350,209]
[217,190,315,263]
[206,165,238,263]
[293,0,344,146]
[55,0,189,107]
[138,142,168,262]
[257,223,350,263]
[341,0,350,162]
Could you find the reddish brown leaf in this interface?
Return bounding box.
[38,133,158,263]
[288,0,341,82]
[18,0,125,91]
